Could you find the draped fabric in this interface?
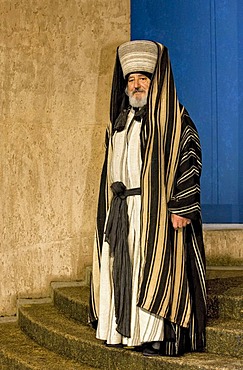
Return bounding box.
[104,182,141,338]
[89,42,206,354]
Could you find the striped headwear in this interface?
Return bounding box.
[118,40,158,78]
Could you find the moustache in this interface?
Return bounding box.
[132,88,145,94]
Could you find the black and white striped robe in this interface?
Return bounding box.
[89,42,206,355]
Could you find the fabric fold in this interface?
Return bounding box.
[105,181,141,337]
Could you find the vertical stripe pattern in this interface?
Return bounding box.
[138,44,191,328]
[90,41,206,354]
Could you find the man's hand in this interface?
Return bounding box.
[171,214,191,230]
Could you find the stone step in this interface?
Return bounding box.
[18,301,243,370]
[206,318,243,357]
[206,266,243,280]
[207,276,243,320]
[52,282,88,325]
[0,320,97,370]
[0,364,11,369]
[53,280,243,357]
[53,277,243,324]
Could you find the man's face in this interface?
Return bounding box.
[126,73,150,108]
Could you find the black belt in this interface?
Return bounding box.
[105,181,141,338]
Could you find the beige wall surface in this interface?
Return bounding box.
[0,0,130,316]
[203,226,243,266]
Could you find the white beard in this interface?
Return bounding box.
[128,94,148,108]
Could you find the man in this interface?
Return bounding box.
[89,40,206,357]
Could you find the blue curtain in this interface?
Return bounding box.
[131,0,243,223]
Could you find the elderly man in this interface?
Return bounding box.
[89,40,206,357]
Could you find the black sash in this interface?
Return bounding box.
[105,181,141,338]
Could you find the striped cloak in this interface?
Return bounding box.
[89,42,206,354]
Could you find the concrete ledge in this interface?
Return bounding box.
[0,316,17,324]
[203,224,243,230]
[203,226,243,266]
[206,266,243,279]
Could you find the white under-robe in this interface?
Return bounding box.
[96,109,165,346]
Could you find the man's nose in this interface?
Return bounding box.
[134,78,140,89]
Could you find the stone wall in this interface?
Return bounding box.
[0,0,130,316]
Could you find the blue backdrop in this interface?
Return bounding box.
[131,0,243,223]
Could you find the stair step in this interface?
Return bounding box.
[54,278,243,323]
[206,319,243,357]
[207,276,243,320]
[0,321,97,369]
[54,280,243,323]
[53,282,243,357]
[18,301,243,370]
[53,283,88,325]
